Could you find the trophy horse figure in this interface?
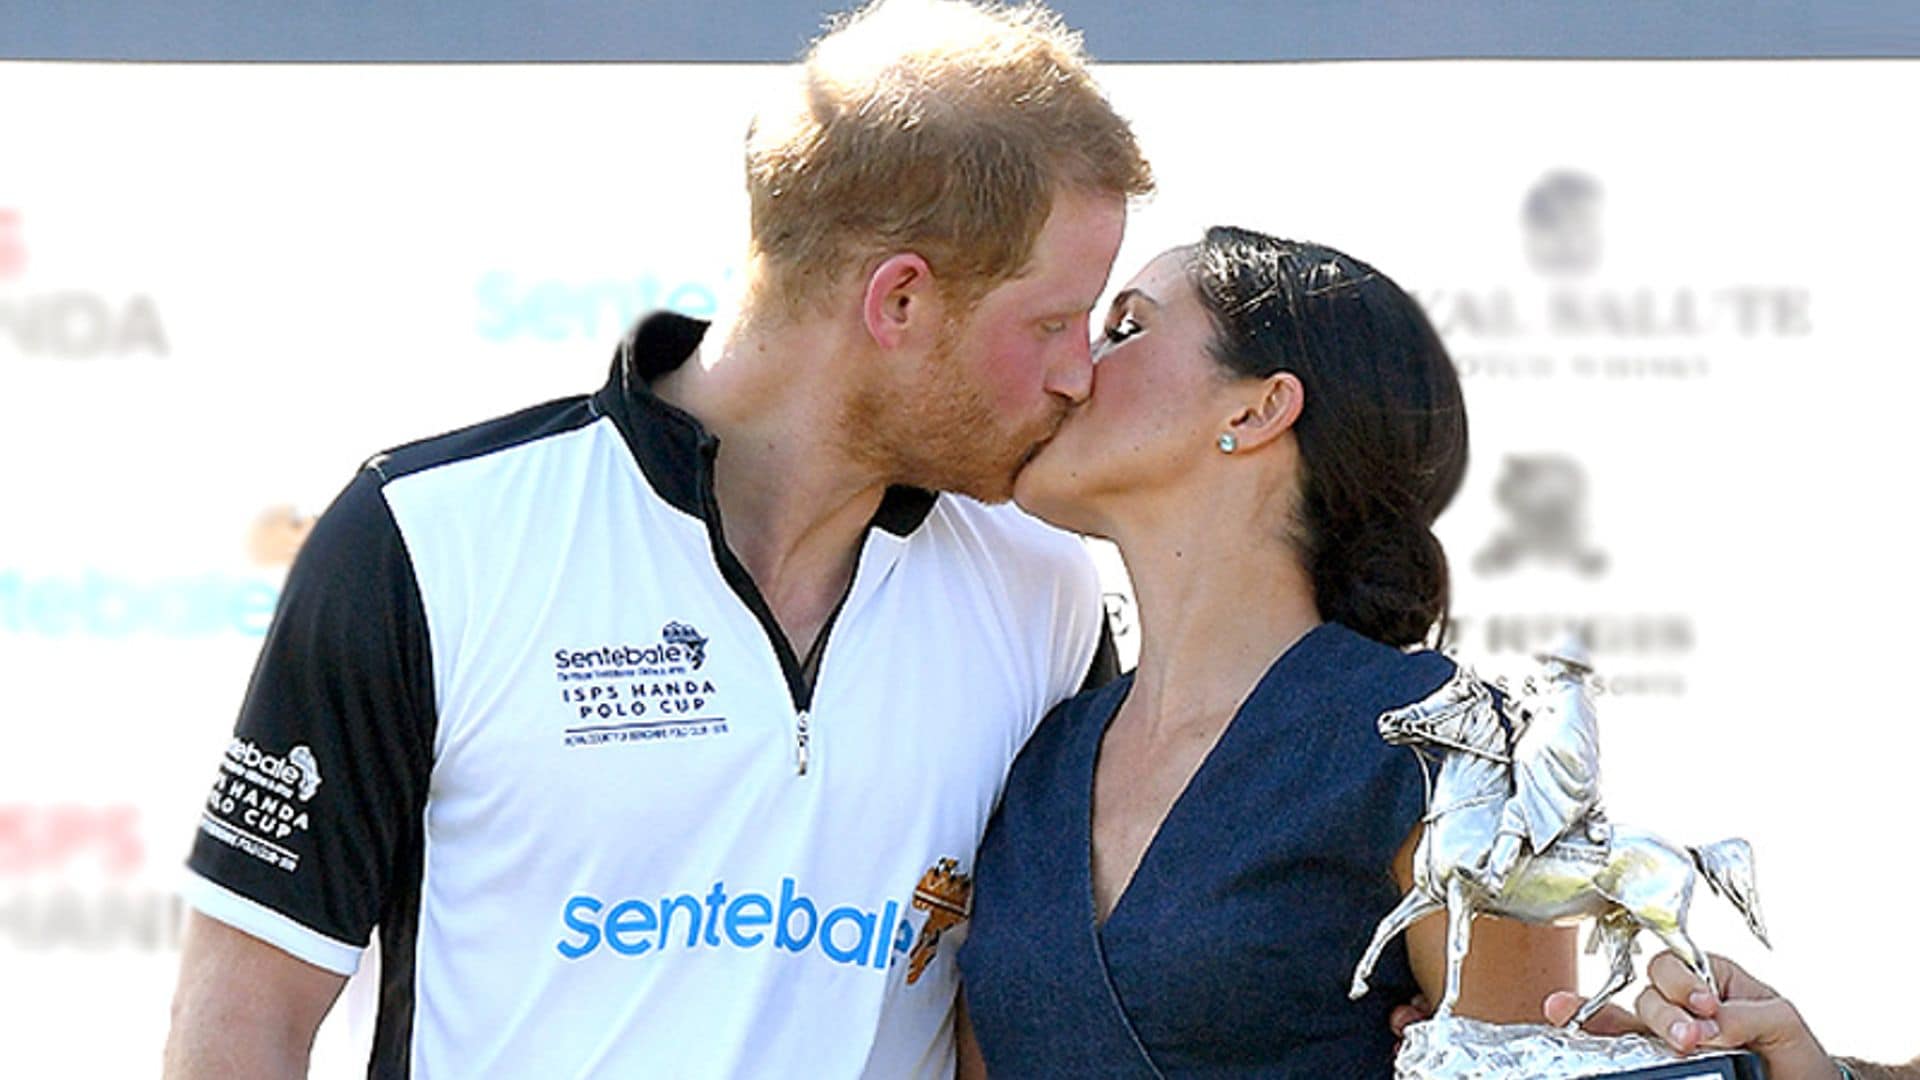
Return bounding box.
[1349,641,1769,1027]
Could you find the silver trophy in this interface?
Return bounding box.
[1350,638,1770,1079]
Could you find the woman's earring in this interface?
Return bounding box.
[1217,433,1238,454]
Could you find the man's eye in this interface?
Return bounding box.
[1103,314,1142,344]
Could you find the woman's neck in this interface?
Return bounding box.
[1111,507,1322,737]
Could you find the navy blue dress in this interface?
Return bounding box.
[958,622,1451,1077]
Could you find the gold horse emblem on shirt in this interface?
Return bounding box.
[906,858,972,985]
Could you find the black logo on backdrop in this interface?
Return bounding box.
[1475,454,1608,578]
[1524,171,1603,277]
[1424,171,1811,383]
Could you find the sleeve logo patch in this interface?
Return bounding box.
[196,739,321,872]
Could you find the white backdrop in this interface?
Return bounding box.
[2,61,1916,1071]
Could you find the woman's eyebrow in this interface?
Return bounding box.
[1110,287,1162,312]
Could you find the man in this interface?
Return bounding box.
[163,2,1151,1075]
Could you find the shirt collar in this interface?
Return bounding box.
[591,311,937,537]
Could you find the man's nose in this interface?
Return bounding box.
[1044,337,1094,404]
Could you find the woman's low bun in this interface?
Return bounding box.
[1307,513,1450,648]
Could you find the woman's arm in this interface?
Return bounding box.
[955,991,988,1080]
[1393,826,1578,1023]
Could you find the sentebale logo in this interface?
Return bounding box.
[557,878,911,971]
[554,621,710,674]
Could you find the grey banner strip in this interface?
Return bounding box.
[3,0,1916,62]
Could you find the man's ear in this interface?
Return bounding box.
[862,253,936,349]
[1224,371,1304,452]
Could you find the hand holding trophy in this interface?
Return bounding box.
[1352,637,1771,1078]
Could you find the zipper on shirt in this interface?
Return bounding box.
[694,434,812,700]
[692,433,855,778]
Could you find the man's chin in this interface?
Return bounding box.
[897,429,1047,505]
[895,456,1018,505]
[936,442,1039,505]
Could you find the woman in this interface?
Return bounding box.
[955,227,1573,1076]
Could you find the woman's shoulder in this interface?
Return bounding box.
[986,675,1130,840]
[1290,622,1461,721]
[1010,674,1131,772]
[1042,672,1132,737]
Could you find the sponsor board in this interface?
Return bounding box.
[0,570,278,638]
[0,210,171,360]
[1425,171,1812,383]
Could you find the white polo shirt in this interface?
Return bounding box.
[182,312,1107,1078]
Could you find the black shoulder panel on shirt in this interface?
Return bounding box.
[186,465,438,959]
[365,394,602,485]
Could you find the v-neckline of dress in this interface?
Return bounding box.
[1084,621,1334,934]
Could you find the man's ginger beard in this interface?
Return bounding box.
[841,324,1061,504]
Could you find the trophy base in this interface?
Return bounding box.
[1397,1017,1768,1079]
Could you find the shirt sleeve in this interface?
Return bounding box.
[181,465,437,974]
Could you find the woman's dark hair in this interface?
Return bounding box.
[1189,226,1468,647]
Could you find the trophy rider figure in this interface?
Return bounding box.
[1469,636,1605,896]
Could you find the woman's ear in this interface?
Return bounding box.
[861,253,935,349]
[1224,371,1304,452]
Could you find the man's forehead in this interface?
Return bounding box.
[1006,197,1127,306]
[995,261,1110,311]
[936,192,1122,321]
